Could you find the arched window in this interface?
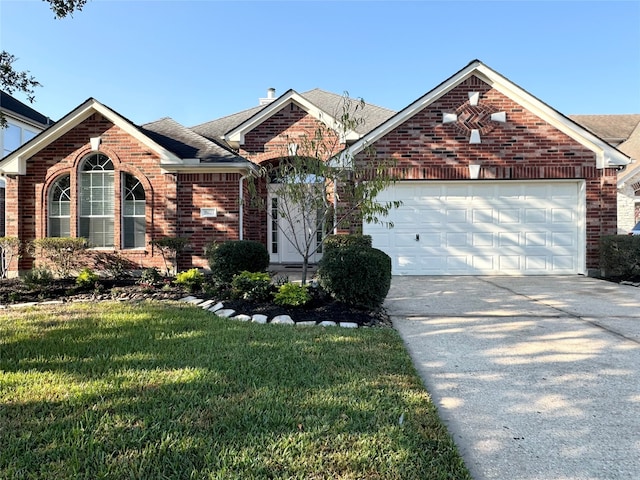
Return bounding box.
[122,173,146,248]
[49,175,71,237]
[79,153,114,247]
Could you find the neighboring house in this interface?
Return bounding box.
[0,91,53,236]
[0,60,631,276]
[569,114,640,234]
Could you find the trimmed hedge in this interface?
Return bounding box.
[317,245,391,310]
[323,234,372,254]
[207,240,270,282]
[600,235,640,278]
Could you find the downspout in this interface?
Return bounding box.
[239,174,248,240]
[333,177,338,234]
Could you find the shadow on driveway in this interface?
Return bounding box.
[387,276,640,480]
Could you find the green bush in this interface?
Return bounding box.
[30,237,87,278]
[23,267,54,288]
[317,246,391,310]
[175,268,204,293]
[76,267,99,288]
[231,271,272,301]
[207,240,269,283]
[600,235,640,278]
[323,234,372,254]
[273,282,311,307]
[139,267,162,286]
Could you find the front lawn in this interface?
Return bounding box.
[0,301,470,479]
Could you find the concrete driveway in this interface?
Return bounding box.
[386,276,640,480]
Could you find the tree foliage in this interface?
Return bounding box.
[247,93,401,284]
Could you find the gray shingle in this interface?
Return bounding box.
[189,88,396,145]
[141,117,249,163]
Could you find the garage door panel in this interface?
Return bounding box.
[498,209,521,224]
[365,181,583,275]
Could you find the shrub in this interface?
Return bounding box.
[273,282,311,307]
[23,267,54,288]
[76,267,99,288]
[207,240,269,283]
[139,267,162,286]
[231,271,272,301]
[317,246,391,310]
[150,237,189,275]
[175,268,204,293]
[323,234,372,254]
[600,235,640,278]
[30,237,87,278]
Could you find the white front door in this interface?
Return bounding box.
[268,185,322,264]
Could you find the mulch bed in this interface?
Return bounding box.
[0,278,390,327]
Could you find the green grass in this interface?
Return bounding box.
[0,301,470,480]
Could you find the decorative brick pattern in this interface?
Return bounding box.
[353,76,617,271]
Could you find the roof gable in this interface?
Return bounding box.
[345,60,630,169]
[222,90,361,148]
[0,98,182,175]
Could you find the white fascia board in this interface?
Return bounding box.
[346,61,630,169]
[472,64,631,168]
[224,91,359,146]
[0,99,182,175]
[160,162,257,174]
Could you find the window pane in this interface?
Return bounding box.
[123,217,146,248]
[49,175,71,237]
[49,218,70,238]
[4,123,21,152]
[80,217,114,248]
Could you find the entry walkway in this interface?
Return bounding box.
[387,276,640,480]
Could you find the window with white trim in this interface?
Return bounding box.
[48,175,71,237]
[79,153,114,247]
[122,173,146,248]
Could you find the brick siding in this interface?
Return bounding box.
[353,76,617,270]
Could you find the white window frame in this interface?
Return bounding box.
[122,173,146,249]
[78,153,115,248]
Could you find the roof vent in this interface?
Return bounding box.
[259,88,276,105]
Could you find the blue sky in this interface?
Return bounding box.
[1,0,639,127]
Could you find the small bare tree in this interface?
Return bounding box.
[247,94,401,284]
[0,237,21,279]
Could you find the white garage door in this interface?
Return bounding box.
[364,181,585,275]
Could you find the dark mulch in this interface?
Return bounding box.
[0,278,390,327]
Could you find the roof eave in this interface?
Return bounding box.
[223,90,359,146]
[345,60,631,170]
[159,161,257,174]
[0,99,183,175]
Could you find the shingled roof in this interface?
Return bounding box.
[1,90,53,127]
[569,115,640,182]
[141,117,249,164]
[190,88,395,147]
[569,114,640,146]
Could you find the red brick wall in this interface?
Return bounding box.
[176,172,242,269]
[239,102,346,246]
[7,113,241,274]
[240,103,344,164]
[354,76,615,270]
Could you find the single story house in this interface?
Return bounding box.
[0,60,632,276]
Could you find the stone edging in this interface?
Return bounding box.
[0,296,363,329]
[180,296,361,328]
